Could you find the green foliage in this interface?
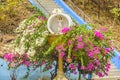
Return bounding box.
[110,8,120,21]
[0,0,21,21]
[14,13,48,57]
[0,0,38,34]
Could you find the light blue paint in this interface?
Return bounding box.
[29,0,36,7]
[111,50,120,70]
[0,58,52,80]
[0,58,11,80]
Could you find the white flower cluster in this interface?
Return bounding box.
[14,17,48,56]
[16,18,41,33]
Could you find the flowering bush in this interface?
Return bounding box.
[46,26,114,77]
[3,13,114,79]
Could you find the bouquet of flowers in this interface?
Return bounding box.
[3,13,114,79]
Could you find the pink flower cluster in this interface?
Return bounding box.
[56,45,65,58]
[22,60,30,67]
[68,63,77,74]
[94,30,104,40]
[4,53,31,67]
[55,27,113,76]
[87,62,94,71]
[61,27,71,33]
[96,63,111,77]
[4,53,14,62]
[87,46,101,58]
[77,42,84,49]
[38,16,46,21]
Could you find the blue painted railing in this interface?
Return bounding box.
[111,50,120,69]
[29,0,36,6]
[54,0,86,25]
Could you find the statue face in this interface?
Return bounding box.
[47,14,70,34]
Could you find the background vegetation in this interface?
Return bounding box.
[0,0,37,56]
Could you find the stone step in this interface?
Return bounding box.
[92,63,120,80]
[37,0,61,14]
[92,77,120,80]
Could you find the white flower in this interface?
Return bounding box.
[21,37,25,42]
[42,31,49,37]
[15,47,25,55]
[36,37,45,46]
[27,48,35,56]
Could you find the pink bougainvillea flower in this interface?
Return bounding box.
[34,61,39,65]
[61,27,71,33]
[93,47,100,54]
[23,53,28,59]
[118,56,120,60]
[80,66,86,70]
[38,16,46,20]
[77,42,84,49]
[110,41,114,51]
[87,62,94,71]
[41,16,46,21]
[38,16,41,19]
[87,51,94,58]
[66,57,72,63]
[68,63,76,70]
[94,59,100,66]
[76,36,83,42]
[4,53,14,62]
[73,46,78,51]
[41,61,46,65]
[104,71,108,76]
[104,48,111,54]
[105,63,111,72]
[55,45,65,51]
[99,27,107,32]
[22,60,31,67]
[106,63,111,69]
[94,30,104,40]
[105,68,109,72]
[97,72,104,77]
[67,40,72,46]
[73,71,77,74]
[59,52,65,57]
[49,65,53,69]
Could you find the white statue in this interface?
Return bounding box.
[47,8,73,34]
[57,16,63,33]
